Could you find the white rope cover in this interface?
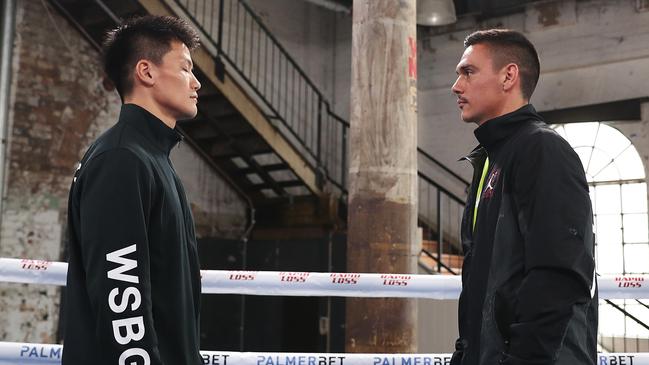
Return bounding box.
[1,257,646,299]
[0,342,644,365]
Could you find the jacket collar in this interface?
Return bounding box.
[118,103,183,155]
[462,145,487,168]
[473,104,543,151]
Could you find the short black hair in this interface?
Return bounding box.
[464,29,540,100]
[102,15,200,98]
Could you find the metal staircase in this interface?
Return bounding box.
[169,0,349,199]
[49,0,468,263]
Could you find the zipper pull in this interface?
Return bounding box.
[73,162,82,183]
[177,133,184,149]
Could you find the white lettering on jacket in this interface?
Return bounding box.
[109,287,142,314]
[106,244,149,361]
[106,244,139,284]
[112,316,146,345]
[119,348,151,365]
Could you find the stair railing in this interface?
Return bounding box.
[171,0,347,192]
[170,0,467,195]
[169,0,470,268]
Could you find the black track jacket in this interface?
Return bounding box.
[451,105,598,365]
[63,104,202,365]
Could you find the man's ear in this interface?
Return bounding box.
[134,60,155,87]
[502,63,519,92]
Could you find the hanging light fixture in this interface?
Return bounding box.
[417,0,457,26]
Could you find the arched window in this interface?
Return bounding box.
[553,122,649,342]
[554,122,647,274]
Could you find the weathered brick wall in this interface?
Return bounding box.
[0,0,247,343]
[0,0,121,343]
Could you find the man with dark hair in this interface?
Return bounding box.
[63,15,203,365]
[450,29,597,365]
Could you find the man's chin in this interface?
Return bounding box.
[460,112,475,124]
[180,109,198,121]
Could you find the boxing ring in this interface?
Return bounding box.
[0,258,646,364]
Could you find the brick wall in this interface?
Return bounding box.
[0,0,120,343]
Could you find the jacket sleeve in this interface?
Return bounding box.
[505,130,596,365]
[77,148,164,365]
[450,338,465,365]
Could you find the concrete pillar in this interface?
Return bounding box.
[346,0,418,353]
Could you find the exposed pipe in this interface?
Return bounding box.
[0,0,17,229]
[303,0,351,14]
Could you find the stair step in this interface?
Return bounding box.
[598,335,649,352]
[199,97,240,118]
[250,180,304,191]
[183,118,257,140]
[178,121,220,140]
[422,239,439,252]
[240,163,289,174]
[214,118,256,137]
[421,239,462,257]
[203,137,271,158]
[196,82,223,101]
[209,149,275,160]
[418,250,463,274]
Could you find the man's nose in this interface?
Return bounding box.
[451,77,462,95]
[192,73,201,91]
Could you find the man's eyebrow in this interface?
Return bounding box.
[457,64,474,74]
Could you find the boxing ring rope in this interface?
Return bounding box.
[1,257,647,364]
[1,258,646,299]
[0,341,644,365]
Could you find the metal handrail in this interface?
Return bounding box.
[171,0,466,197]
[173,0,469,272]
[418,171,465,206]
[601,298,649,352]
[605,299,649,332]
[172,0,349,191]
[418,147,470,188]
[417,169,466,273]
[420,248,457,275]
